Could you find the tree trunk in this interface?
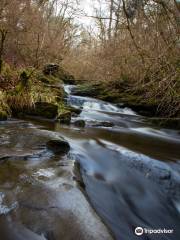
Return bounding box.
[0,29,8,73]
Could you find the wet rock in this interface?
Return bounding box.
[94,121,114,127]
[66,106,82,116]
[94,173,105,181]
[26,102,58,119]
[0,217,47,240]
[57,111,71,124]
[0,110,8,121]
[73,120,86,128]
[73,161,85,189]
[156,167,171,180]
[46,139,70,154]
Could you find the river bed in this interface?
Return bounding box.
[0,85,180,240]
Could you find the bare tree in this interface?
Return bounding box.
[0,28,8,72]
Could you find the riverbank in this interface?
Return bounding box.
[1,79,180,240]
[0,63,79,123]
[1,61,179,127]
[72,81,179,117]
[71,81,180,129]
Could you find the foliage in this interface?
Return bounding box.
[64,0,180,117]
[0,0,80,67]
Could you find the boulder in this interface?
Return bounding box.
[73,120,85,128]
[27,102,58,119]
[46,139,70,154]
[58,111,71,124]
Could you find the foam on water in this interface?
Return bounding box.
[0,192,17,215]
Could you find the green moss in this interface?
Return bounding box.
[57,110,71,124]
[1,62,17,77]
[37,74,51,84]
[15,71,32,93]
[0,110,8,120]
[149,118,180,130]
[26,102,58,119]
[0,91,11,120]
[73,82,160,116]
[0,64,68,119]
[37,71,63,85]
[72,83,103,97]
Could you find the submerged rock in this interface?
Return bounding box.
[73,120,86,128]
[94,121,114,127]
[46,139,70,154]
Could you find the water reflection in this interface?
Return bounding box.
[0,86,179,240]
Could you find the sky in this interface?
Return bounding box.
[78,0,94,26]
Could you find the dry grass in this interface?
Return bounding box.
[63,3,180,117]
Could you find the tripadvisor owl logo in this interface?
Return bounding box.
[134,226,174,236]
[135,227,144,236]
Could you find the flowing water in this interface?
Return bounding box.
[0,85,180,240]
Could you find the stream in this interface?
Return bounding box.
[0,85,180,240]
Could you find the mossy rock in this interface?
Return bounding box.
[71,84,96,97]
[37,69,63,86]
[42,84,65,99]
[26,102,58,119]
[60,73,75,85]
[149,118,180,130]
[0,110,8,121]
[99,92,120,103]
[57,111,71,124]
[42,63,75,85]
